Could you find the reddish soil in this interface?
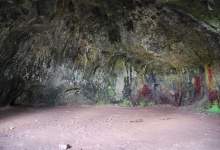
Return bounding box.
[0,105,220,150]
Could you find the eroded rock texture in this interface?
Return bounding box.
[0,0,220,107]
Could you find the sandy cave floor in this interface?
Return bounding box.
[0,105,220,150]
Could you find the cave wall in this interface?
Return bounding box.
[0,0,220,107]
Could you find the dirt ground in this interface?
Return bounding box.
[0,105,220,150]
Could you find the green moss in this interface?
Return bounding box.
[113,58,125,72]
[107,44,117,54]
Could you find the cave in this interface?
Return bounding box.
[0,0,220,149]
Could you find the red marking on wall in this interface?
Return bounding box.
[137,84,152,100]
[170,91,179,103]
[209,90,219,103]
[160,93,170,104]
[139,84,152,98]
[194,76,201,96]
[174,92,179,103]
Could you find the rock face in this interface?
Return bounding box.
[0,0,220,107]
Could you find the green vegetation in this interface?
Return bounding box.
[122,98,133,107]
[148,101,155,107]
[206,100,220,113]
[96,100,106,106]
[108,86,115,97]
[139,100,146,107]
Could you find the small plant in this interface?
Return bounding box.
[108,86,115,97]
[96,100,106,106]
[148,101,155,107]
[122,98,133,107]
[206,100,220,113]
[139,100,146,107]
